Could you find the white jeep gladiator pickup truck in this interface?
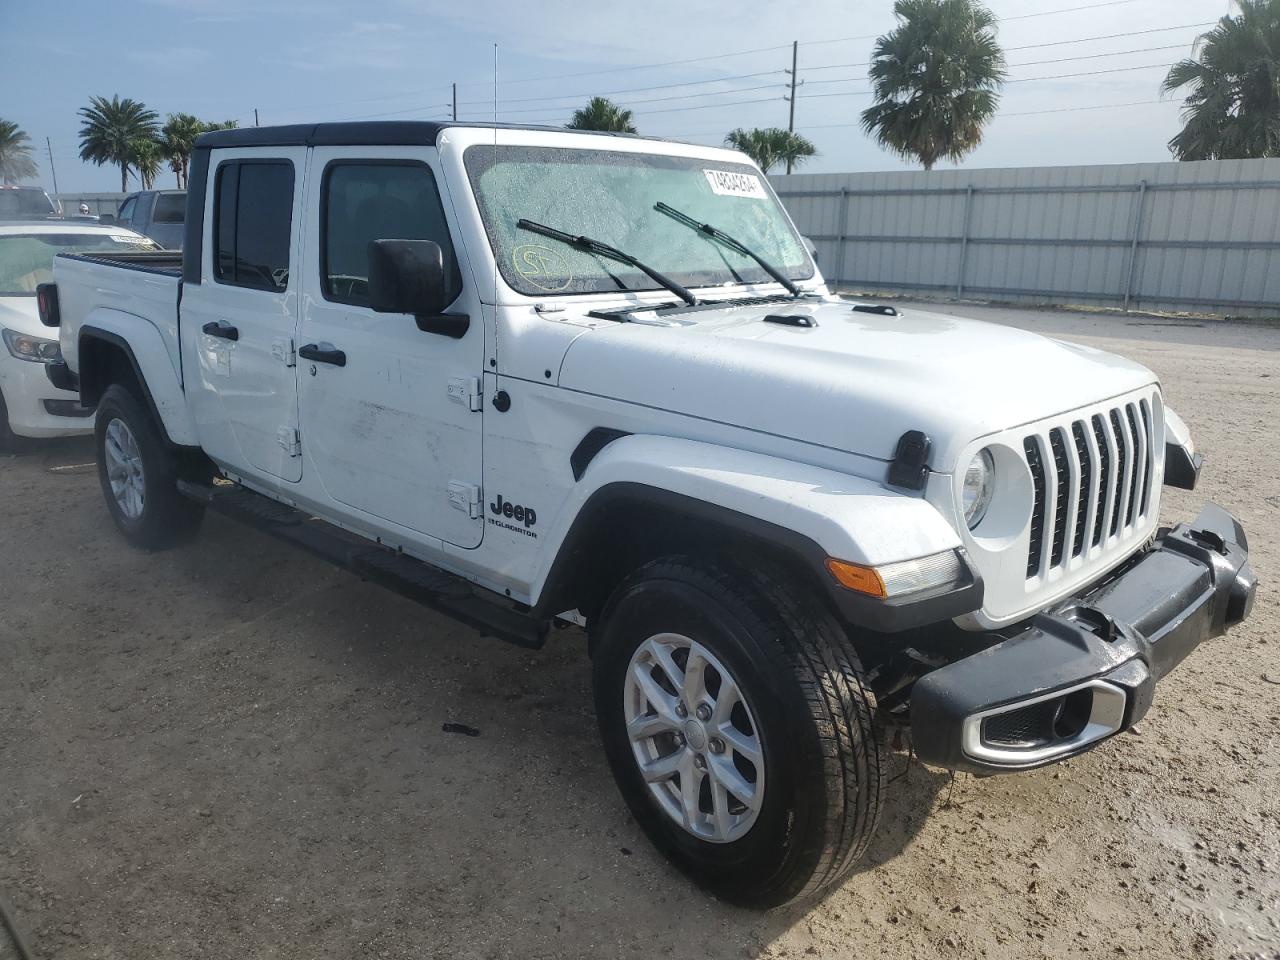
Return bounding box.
[42,121,1257,908]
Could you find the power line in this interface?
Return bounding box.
[491,83,785,116]
[454,69,785,109]
[1006,21,1214,51]
[799,0,1151,47]
[455,43,792,89]
[804,41,1190,76]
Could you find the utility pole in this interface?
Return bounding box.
[254,108,259,127]
[785,40,799,174]
[452,83,457,121]
[45,137,60,201]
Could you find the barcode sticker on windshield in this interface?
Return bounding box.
[109,234,151,244]
[703,170,768,200]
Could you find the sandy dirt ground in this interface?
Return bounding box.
[1,303,1276,960]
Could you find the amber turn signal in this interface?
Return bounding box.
[824,558,887,599]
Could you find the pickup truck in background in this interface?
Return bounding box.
[113,189,186,249]
[42,122,1257,908]
[0,185,59,220]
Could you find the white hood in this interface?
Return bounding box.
[0,296,44,338]
[559,299,1159,470]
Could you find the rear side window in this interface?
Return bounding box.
[153,193,185,224]
[321,161,460,307]
[213,160,294,291]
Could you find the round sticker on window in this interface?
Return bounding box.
[513,243,572,292]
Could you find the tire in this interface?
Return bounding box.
[95,384,203,549]
[0,388,16,453]
[592,556,884,908]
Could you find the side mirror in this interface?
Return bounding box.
[99,213,116,225]
[367,239,469,338]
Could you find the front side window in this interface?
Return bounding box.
[321,161,461,307]
[0,232,159,295]
[464,145,813,298]
[117,196,137,223]
[213,160,294,292]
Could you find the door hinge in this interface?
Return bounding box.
[272,337,296,367]
[276,426,301,457]
[447,377,483,413]
[448,481,482,519]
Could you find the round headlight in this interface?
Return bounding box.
[962,449,995,529]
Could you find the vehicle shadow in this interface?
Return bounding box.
[154,513,951,957]
[5,485,949,960]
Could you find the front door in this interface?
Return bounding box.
[297,148,484,548]
[182,149,307,484]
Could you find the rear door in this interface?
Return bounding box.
[182,149,307,485]
[297,148,485,548]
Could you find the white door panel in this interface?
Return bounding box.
[298,147,485,548]
[182,147,307,484]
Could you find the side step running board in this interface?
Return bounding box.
[178,480,550,649]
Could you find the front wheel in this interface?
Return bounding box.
[592,557,884,908]
[95,384,203,550]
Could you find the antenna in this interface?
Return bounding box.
[493,42,500,351]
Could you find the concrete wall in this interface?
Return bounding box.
[772,158,1280,317]
[54,193,126,218]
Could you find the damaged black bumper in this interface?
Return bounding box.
[910,503,1257,774]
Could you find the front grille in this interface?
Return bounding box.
[1024,396,1157,581]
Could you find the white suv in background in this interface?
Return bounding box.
[0,220,158,449]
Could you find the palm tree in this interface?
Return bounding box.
[861,0,1006,171]
[131,138,164,190]
[724,128,817,174]
[1163,0,1280,160]
[0,119,39,185]
[77,95,159,192]
[566,97,637,134]
[161,113,204,188]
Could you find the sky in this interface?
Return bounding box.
[1,0,1235,194]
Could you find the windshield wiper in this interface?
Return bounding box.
[654,201,803,298]
[516,219,699,306]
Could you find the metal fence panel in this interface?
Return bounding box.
[772,158,1280,316]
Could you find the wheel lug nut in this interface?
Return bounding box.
[675,702,688,718]
[673,733,684,746]
[695,704,712,722]
[709,738,725,754]
[694,755,706,770]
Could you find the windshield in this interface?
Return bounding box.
[464,145,813,298]
[0,189,57,219]
[0,233,159,295]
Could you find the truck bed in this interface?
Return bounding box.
[59,250,184,276]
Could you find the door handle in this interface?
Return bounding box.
[202,321,239,341]
[299,343,347,367]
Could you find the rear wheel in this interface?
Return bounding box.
[592,556,884,908]
[95,384,203,549]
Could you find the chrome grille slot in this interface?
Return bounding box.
[1091,415,1110,547]
[1109,409,1128,537]
[1023,391,1158,582]
[1025,436,1046,578]
[1070,422,1091,557]
[1146,399,1157,519]
[1048,429,1070,568]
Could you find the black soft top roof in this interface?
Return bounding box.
[195,120,645,150]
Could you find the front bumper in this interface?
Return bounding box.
[910,503,1256,774]
[0,353,93,439]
